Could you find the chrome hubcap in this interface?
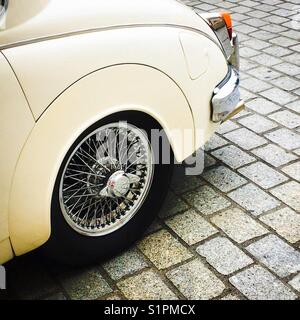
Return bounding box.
[100,170,140,198]
[59,122,154,236]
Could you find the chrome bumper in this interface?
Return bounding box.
[211,33,244,123]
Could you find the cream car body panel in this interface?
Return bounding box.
[0,52,34,263]
[3,26,227,137]
[0,0,237,263]
[0,0,218,48]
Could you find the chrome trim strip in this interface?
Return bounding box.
[0,23,225,54]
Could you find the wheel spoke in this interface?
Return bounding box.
[66,169,105,179]
[59,122,154,236]
[75,152,97,174]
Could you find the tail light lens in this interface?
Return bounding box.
[221,12,233,40]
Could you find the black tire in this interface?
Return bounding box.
[42,112,173,265]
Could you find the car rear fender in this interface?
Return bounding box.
[9,64,195,256]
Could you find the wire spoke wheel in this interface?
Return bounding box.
[59,122,154,236]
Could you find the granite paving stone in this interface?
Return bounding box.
[268,110,300,129]
[263,14,289,24]
[243,38,271,50]
[197,237,253,275]
[247,9,270,19]
[257,4,278,12]
[263,45,293,57]
[228,183,280,215]
[202,166,247,193]
[289,274,300,292]
[231,6,252,14]
[248,67,281,81]
[211,145,256,169]
[246,235,300,277]
[281,26,300,38]
[138,229,192,270]
[102,249,148,280]
[166,259,225,300]
[246,98,281,114]
[241,77,272,92]
[273,62,300,76]
[261,23,287,34]
[166,209,218,245]
[216,120,239,134]
[287,100,300,114]
[260,207,300,244]
[272,8,295,18]
[244,18,268,28]
[240,60,259,72]
[239,88,256,101]
[211,208,268,243]
[270,181,300,211]
[270,37,299,47]
[271,77,300,91]
[117,270,178,300]
[229,266,297,300]
[283,52,300,65]
[240,47,260,58]
[224,128,267,150]
[204,134,229,151]
[261,88,297,105]
[264,128,300,150]
[231,13,250,23]
[58,267,112,300]
[251,30,277,41]
[292,44,300,53]
[250,54,281,67]
[238,162,288,189]
[252,144,297,167]
[235,25,258,34]
[282,161,300,181]
[183,185,231,215]
[238,114,278,133]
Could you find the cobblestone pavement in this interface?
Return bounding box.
[3,0,300,300]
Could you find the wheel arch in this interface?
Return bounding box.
[8,63,195,256]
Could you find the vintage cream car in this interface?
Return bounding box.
[0,0,243,264]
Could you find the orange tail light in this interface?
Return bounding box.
[221,12,233,40]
